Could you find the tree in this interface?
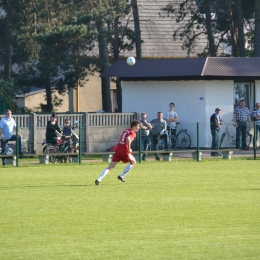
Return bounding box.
[162,0,255,57]
[225,0,238,56]
[254,0,260,56]
[2,0,12,80]
[108,1,135,112]
[204,0,216,56]
[131,0,142,59]
[235,0,245,56]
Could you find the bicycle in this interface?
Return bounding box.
[43,137,73,163]
[218,121,252,148]
[0,137,28,155]
[165,122,191,150]
[42,121,79,163]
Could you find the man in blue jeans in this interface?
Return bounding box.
[251,102,260,147]
[140,112,152,160]
[233,100,252,150]
[210,108,222,156]
[0,110,23,165]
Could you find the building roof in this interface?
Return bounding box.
[128,0,208,57]
[102,57,260,80]
[88,1,208,58]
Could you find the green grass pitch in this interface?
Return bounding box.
[0,160,260,259]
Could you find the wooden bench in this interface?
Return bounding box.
[37,153,79,164]
[191,149,239,161]
[0,154,17,165]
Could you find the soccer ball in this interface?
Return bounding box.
[126,56,136,66]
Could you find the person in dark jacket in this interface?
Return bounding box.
[210,108,222,156]
[46,113,62,146]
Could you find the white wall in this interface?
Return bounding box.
[205,81,235,147]
[122,80,235,148]
[255,80,260,103]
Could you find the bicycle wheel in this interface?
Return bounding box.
[44,146,56,163]
[177,131,191,149]
[218,133,226,149]
[246,132,252,147]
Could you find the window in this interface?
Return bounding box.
[234,83,254,110]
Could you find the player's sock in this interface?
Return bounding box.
[97,168,110,181]
[119,164,134,177]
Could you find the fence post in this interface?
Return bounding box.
[79,123,82,165]
[197,122,200,162]
[138,129,141,163]
[32,113,37,154]
[16,125,19,167]
[254,121,256,160]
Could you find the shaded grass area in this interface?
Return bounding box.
[0,161,260,259]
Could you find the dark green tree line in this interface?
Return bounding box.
[0,0,139,112]
[162,0,256,57]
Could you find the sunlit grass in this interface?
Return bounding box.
[0,160,259,259]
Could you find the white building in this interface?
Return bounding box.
[102,57,260,148]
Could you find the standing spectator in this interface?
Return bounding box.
[233,100,252,150]
[251,102,260,147]
[95,119,141,185]
[63,118,73,149]
[46,113,62,146]
[165,102,178,148]
[210,108,222,156]
[140,112,152,161]
[150,112,168,161]
[0,110,23,165]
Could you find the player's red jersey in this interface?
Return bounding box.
[112,128,136,163]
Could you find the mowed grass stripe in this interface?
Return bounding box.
[0,160,259,259]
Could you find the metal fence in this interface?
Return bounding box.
[0,112,137,154]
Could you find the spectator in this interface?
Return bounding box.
[233,100,252,150]
[63,118,73,149]
[0,109,23,165]
[251,102,260,147]
[140,112,152,161]
[165,102,178,148]
[46,113,62,146]
[150,112,168,161]
[95,119,141,185]
[210,108,222,156]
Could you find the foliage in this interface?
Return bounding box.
[161,0,256,57]
[0,0,137,112]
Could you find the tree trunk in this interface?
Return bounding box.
[254,0,260,56]
[235,0,245,56]
[115,78,122,112]
[131,0,142,59]
[204,0,216,56]
[98,24,112,113]
[3,0,12,80]
[113,16,122,112]
[225,0,238,56]
[45,77,53,112]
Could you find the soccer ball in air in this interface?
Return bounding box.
[126,56,136,66]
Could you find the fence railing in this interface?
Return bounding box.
[2,114,260,155]
[1,112,138,154]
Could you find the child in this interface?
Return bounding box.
[63,119,72,149]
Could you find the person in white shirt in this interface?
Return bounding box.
[165,102,178,147]
[0,110,23,165]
